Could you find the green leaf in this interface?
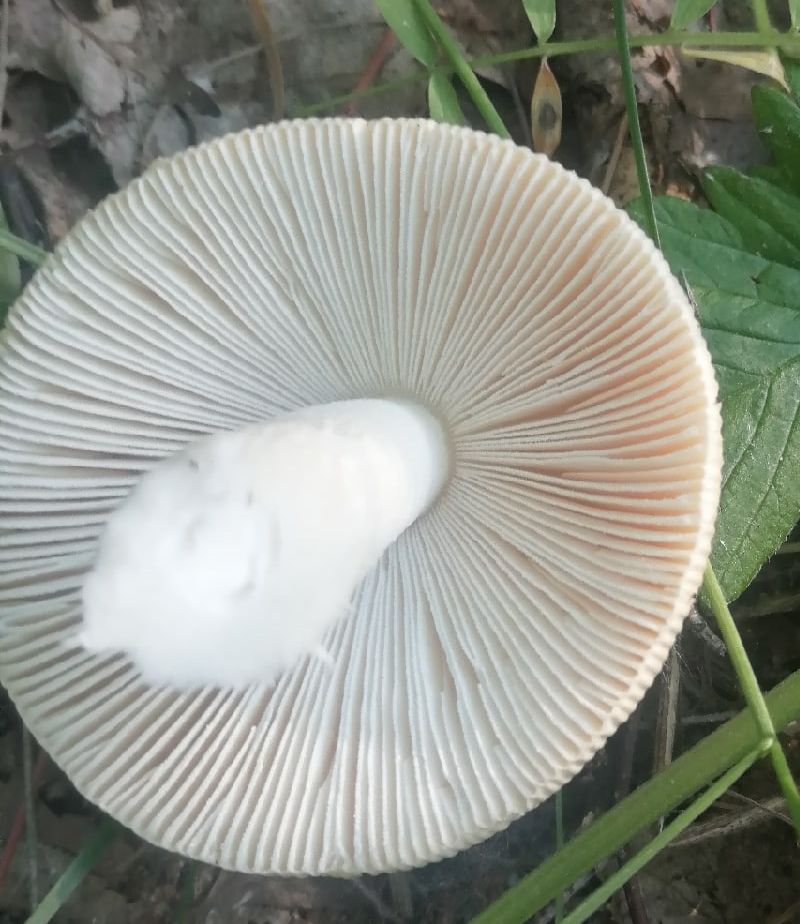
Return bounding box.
[785,58,800,97]
[670,0,717,30]
[748,163,796,192]
[427,72,466,124]
[373,0,436,67]
[702,166,800,268]
[522,0,556,44]
[0,204,21,321]
[682,47,789,88]
[751,84,800,193]
[628,196,800,599]
[791,0,800,31]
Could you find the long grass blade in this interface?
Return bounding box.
[24,819,118,924]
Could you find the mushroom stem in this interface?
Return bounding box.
[79,399,449,690]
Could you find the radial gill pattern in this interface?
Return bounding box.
[0,119,721,876]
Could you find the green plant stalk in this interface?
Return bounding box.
[752,0,773,34]
[703,564,800,833]
[559,750,760,924]
[296,30,800,118]
[555,790,564,922]
[473,29,800,66]
[0,229,46,267]
[412,0,511,138]
[468,669,800,924]
[24,818,118,924]
[175,862,197,923]
[612,0,661,249]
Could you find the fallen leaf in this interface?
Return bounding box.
[531,57,561,156]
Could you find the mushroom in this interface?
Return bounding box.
[0,118,721,876]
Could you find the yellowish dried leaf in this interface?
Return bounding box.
[531,58,562,156]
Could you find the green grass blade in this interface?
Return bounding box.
[373,0,437,67]
[427,72,466,124]
[174,862,197,923]
[467,669,800,924]
[0,228,46,268]
[24,818,118,924]
[612,0,660,248]
[671,1,717,30]
[560,751,761,924]
[412,0,510,138]
[703,564,800,833]
[0,205,22,318]
[522,0,556,44]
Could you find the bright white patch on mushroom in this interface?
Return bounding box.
[80,399,448,688]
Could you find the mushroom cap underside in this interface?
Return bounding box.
[0,118,721,876]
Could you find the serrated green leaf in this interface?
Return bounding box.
[427,72,466,124]
[670,0,717,30]
[374,0,436,68]
[0,204,21,323]
[628,195,800,599]
[748,163,795,192]
[702,166,800,268]
[522,0,556,44]
[785,58,800,97]
[713,358,800,599]
[751,84,800,192]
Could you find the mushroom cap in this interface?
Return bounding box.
[0,118,721,876]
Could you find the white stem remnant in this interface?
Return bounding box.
[80,399,449,689]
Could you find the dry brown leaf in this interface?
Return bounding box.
[247,0,285,120]
[531,57,561,156]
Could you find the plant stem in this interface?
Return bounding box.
[560,751,760,924]
[24,818,117,924]
[0,229,46,266]
[611,0,660,249]
[412,0,510,138]
[555,790,564,921]
[296,30,800,118]
[752,0,773,34]
[702,565,800,834]
[472,29,800,67]
[467,669,800,924]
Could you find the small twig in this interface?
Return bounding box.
[681,711,737,726]
[685,604,727,659]
[735,590,800,620]
[351,877,406,924]
[600,112,628,195]
[247,0,285,120]
[0,0,9,131]
[22,729,39,909]
[0,749,47,893]
[622,878,652,924]
[614,711,652,924]
[652,649,680,782]
[670,795,790,847]
[345,28,397,116]
[766,897,800,924]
